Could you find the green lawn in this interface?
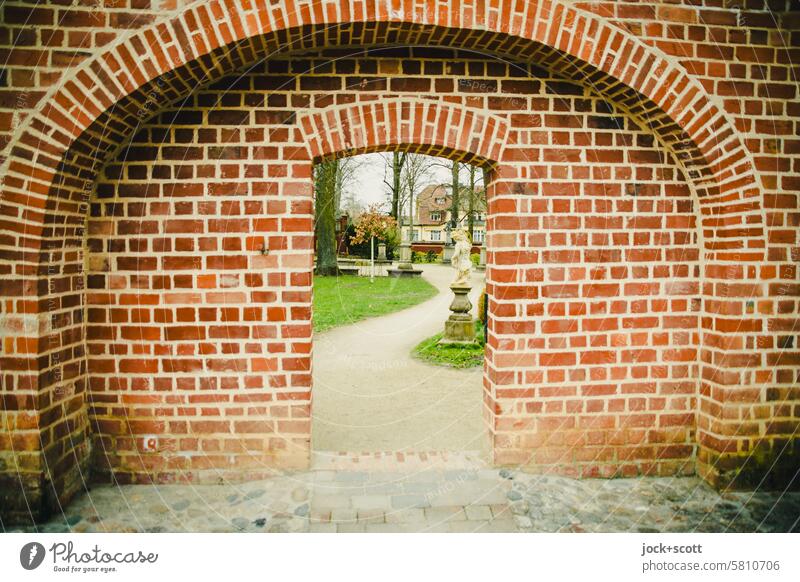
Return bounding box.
[412,320,485,369]
[313,275,438,333]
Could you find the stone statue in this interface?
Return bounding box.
[450,228,473,286]
[441,228,476,344]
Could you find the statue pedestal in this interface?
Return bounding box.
[392,240,422,276]
[388,267,422,278]
[442,244,455,263]
[440,284,476,345]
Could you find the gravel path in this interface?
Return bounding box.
[311,263,488,455]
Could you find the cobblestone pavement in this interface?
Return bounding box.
[10,452,799,533]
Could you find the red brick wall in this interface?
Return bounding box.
[0,0,797,523]
[85,49,698,483]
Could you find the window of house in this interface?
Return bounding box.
[431,230,441,241]
[430,211,441,221]
[435,197,445,204]
[473,230,484,243]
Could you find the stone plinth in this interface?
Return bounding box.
[388,266,422,277]
[439,284,476,344]
[442,244,455,263]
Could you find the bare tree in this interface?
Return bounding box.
[432,161,486,240]
[314,156,362,275]
[398,153,435,239]
[464,164,486,241]
[314,159,338,276]
[450,160,461,236]
[334,155,362,213]
[382,151,408,222]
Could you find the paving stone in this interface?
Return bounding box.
[444,469,479,481]
[464,505,493,520]
[309,523,337,533]
[480,518,519,532]
[448,520,495,533]
[490,504,511,518]
[402,482,441,495]
[311,471,337,482]
[514,515,533,528]
[363,482,404,494]
[365,523,411,533]
[313,494,352,510]
[330,509,358,523]
[416,522,452,533]
[385,508,426,523]
[336,523,367,533]
[352,495,391,510]
[404,470,444,483]
[391,494,431,509]
[424,506,467,523]
[313,484,366,497]
[356,509,385,524]
[335,472,370,483]
[310,509,332,523]
[366,472,406,485]
[291,488,309,502]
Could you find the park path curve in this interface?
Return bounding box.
[311,263,488,456]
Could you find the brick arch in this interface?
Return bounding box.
[0,0,765,259]
[296,98,509,168]
[0,0,774,521]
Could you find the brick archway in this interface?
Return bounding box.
[0,0,776,521]
[1,0,765,253]
[297,99,509,167]
[296,97,509,459]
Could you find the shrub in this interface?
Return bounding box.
[470,252,480,266]
[477,286,487,326]
[346,208,398,259]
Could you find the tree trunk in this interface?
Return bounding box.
[315,160,338,276]
[390,151,406,222]
[450,161,460,229]
[467,165,476,240]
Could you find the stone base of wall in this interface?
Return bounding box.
[0,473,46,526]
[698,441,800,491]
[0,457,89,527]
[89,447,311,487]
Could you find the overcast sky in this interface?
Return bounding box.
[342,153,472,211]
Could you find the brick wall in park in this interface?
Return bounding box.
[0,0,798,524]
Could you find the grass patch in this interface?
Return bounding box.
[412,320,485,369]
[313,275,438,333]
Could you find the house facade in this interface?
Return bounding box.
[400,184,486,249]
